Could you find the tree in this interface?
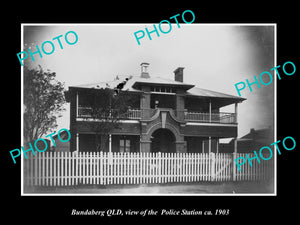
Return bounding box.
[23,65,65,144]
[85,87,140,152]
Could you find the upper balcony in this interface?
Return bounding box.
[182,111,236,124]
[77,106,237,124]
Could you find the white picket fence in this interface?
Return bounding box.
[23,152,274,187]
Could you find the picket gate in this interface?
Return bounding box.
[24,152,274,187]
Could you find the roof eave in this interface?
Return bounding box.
[186,93,246,102]
[132,81,195,90]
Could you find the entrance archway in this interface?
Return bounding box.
[150,128,176,153]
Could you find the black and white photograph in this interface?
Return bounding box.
[21,24,276,195]
[6,5,299,224]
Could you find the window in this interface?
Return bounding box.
[150,86,176,94]
[120,139,130,152]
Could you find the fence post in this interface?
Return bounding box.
[210,152,215,181]
[74,150,77,185]
[99,151,103,185]
[158,152,161,183]
[232,153,236,181]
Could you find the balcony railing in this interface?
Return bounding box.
[77,107,236,124]
[184,111,236,124]
[77,106,142,119]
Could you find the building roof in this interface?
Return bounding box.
[227,127,273,145]
[71,75,139,91]
[239,127,273,144]
[70,75,245,102]
[133,76,195,90]
[72,75,194,90]
[187,86,243,100]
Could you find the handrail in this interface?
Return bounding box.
[184,111,236,124]
[77,106,236,124]
[77,106,142,119]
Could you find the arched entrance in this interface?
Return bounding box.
[150,128,176,153]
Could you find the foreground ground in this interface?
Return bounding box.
[24,180,274,194]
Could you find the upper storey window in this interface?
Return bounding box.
[150,86,175,94]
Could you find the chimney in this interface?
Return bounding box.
[140,62,150,78]
[250,128,255,139]
[174,67,184,82]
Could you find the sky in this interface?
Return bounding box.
[23,24,275,141]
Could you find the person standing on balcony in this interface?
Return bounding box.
[155,100,159,109]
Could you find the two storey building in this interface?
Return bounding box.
[65,63,245,154]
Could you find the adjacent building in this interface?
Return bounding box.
[219,127,273,153]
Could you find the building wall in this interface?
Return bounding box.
[79,134,98,152]
[76,121,141,135]
[77,133,221,153]
[202,138,218,153]
[185,136,203,153]
[74,113,236,153]
[185,137,218,153]
[78,134,140,153]
[112,135,140,152]
[68,87,239,153]
[183,124,237,138]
